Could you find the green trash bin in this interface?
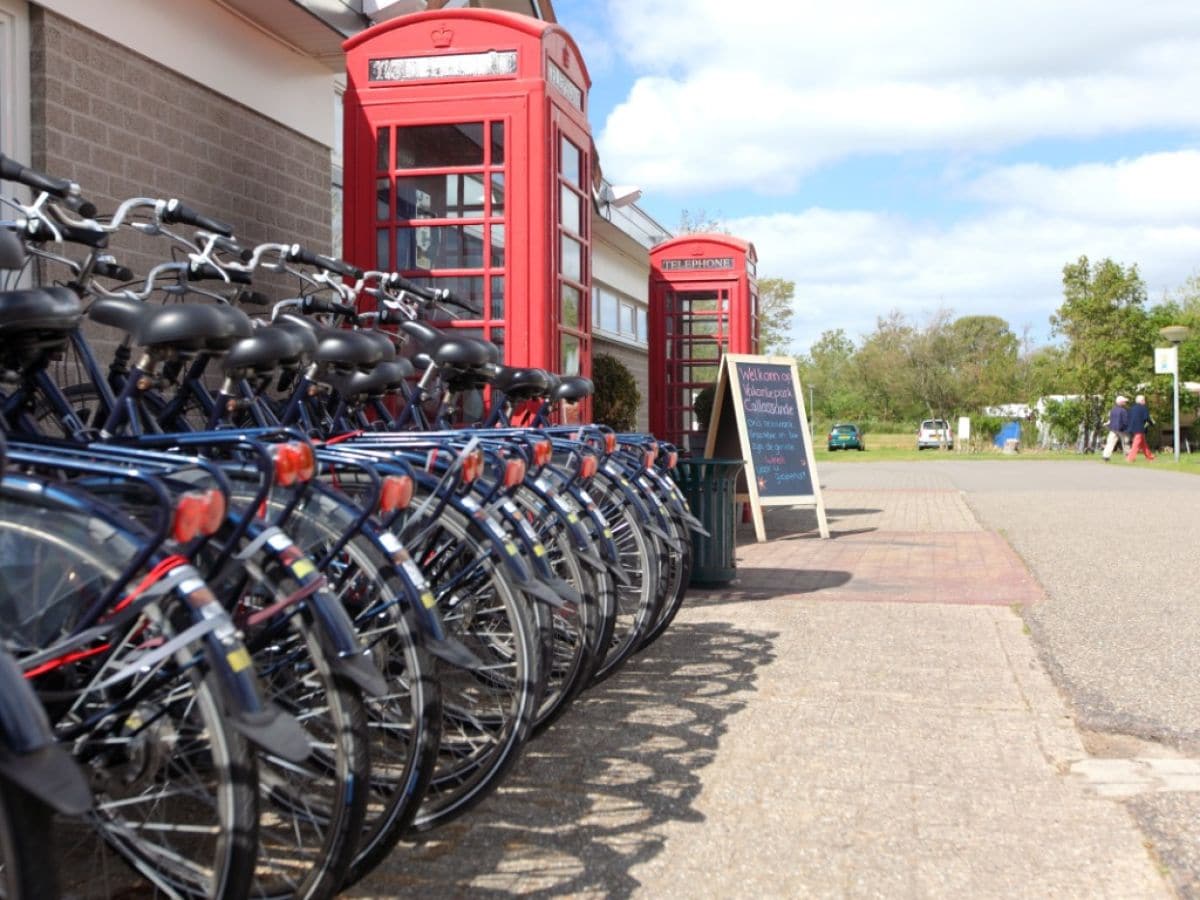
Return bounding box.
[671,457,745,586]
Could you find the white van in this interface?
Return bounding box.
[917,419,953,450]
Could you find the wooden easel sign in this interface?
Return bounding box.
[705,354,829,542]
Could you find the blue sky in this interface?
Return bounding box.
[551,0,1200,354]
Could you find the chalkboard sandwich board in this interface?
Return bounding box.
[705,354,829,541]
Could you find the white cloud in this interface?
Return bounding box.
[595,1,1200,193]
[732,200,1200,355]
[966,151,1200,223]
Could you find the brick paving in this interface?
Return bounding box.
[721,489,1043,607]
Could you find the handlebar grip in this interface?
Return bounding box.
[211,235,252,262]
[25,217,109,249]
[93,258,135,281]
[300,296,357,319]
[162,199,234,237]
[389,273,481,316]
[389,273,442,300]
[0,154,96,218]
[0,153,73,198]
[188,261,252,284]
[287,244,364,280]
[446,291,482,316]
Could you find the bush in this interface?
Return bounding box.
[971,415,1004,451]
[592,353,640,432]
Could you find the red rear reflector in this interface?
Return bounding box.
[273,444,299,486]
[532,439,552,468]
[201,489,226,535]
[604,433,617,454]
[425,448,440,473]
[461,448,484,484]
[379,475,413,514]
[644,450,655,469]
[503,458,526,487]
[665,450,678,469]
[580,455,598,479]
[172,492,207,543]
[292,441,316,482]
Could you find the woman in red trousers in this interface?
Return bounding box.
[1126,394,1155,462]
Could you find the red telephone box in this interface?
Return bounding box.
[649,234,759,449]
[343,9,593,401]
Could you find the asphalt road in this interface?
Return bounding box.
[823,458,1200,896]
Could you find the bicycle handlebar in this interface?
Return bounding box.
[160,198,233,237]
[287,244,363,280]
[0,153,96,217]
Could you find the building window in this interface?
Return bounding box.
[331,84,343,257]
[555,131,588,376]
[594,284,648,346]
[0,0,30,179]
[375,116,507,347]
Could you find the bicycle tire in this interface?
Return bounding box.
[578,473,661,683]
[0,489,259,900]
[399,498,539,831]
[265,487,441,887]
[205,513,370,900]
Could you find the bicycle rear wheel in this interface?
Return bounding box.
[0,487,259,900]
[400,500,540,831]
[266,487,440,886]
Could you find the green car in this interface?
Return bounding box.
[827,423,865,451]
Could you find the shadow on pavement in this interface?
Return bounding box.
[351,621,777,898]
[733,506,880,542]
[686,570,853,604]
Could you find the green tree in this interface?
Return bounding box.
[906,309,965,443]
[949,315,1020,407]
[854,310,921,424]
[1050,256,1150,444]
[798,328,865,425]
[1153,278,1200,390]
[756,277,795,355]
[1021,344,1069,402]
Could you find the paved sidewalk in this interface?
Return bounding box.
[354,469,1169,898]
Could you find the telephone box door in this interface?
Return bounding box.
[656,280,736,448]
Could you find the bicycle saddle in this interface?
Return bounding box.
[357,329,398,362]
[0,287,81,336]
[206,304,253,352]
[221,326,309,375]
[88,296,145,335]
[397,320,442,347]
[491,366,552,401]
[314,329,384,371]
[136,304,247,354]
[432,337,492,369]
[551,376,594,403]
[336,359,411,398]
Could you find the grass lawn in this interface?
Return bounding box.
[810,432,1200,474]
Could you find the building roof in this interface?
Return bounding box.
[217,1,556,69]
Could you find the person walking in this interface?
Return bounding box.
[1126,394,1155,462]
[1102,395,1130,460]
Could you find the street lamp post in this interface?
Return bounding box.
[1159,325,1192,462]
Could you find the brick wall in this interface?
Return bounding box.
[28,7,333,361]
[593,336,650,433]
